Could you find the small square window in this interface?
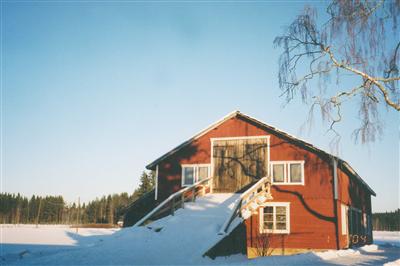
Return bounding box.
[261,204,290,234]
[181,164,210,187]
[270,161,304,185]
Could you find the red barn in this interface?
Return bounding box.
[139,111,375,257]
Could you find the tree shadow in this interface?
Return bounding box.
[1,243,74,264]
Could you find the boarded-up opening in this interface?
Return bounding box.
[212,137,269,193]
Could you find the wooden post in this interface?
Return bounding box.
[181,193,185,209]
[191,187,195,202]
[171,197,175,216]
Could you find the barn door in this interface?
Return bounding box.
[212,137,269,193]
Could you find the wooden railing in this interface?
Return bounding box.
[218,176,272,235]
[133,177,213,227]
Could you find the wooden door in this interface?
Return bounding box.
[212,137,269,193]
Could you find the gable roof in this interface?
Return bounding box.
[146,111,375,196]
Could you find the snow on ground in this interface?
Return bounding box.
[1,194,399,265]
[1,193,241,265]
[374,231,400,247]
[1,224,119,264]
[1,224,118,245]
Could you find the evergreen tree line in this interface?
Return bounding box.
[0,171,154,225]
[372,209,400,231]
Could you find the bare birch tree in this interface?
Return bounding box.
[274,0,399,144]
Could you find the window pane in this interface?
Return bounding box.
[183,167,194,185]
[276,222,286,230]
[264,206,273,214]
[264,213,273,222]
[290,163,302,183]
[264,222,273,229]
[198,166,209,181]
[276,215,286,223]
[273,164,285,183]
[276,206,286,214]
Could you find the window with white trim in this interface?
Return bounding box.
[270,161,305,185]
[181,164,210,186]
[260,202,290,234]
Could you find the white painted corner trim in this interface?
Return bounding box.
[210,135,270,141]
[155,165,159,201]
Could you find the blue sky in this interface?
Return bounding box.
[2,1,398,212]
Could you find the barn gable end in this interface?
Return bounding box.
[142,111,375,256]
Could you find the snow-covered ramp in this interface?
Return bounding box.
[10,193,240,265]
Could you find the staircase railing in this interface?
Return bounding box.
[133,177,213,227]
[218,176,272,235]
[122,189,156,227]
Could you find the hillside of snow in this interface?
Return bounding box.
[1,194,399,265]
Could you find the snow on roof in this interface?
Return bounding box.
[146,111,375,196]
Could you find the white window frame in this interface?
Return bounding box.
[341,203,348,235]
[270,161,305,185]
[181,164,211,187]
[259,202,290,234]
[270,161,287,184]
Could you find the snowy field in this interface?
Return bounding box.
[1,226,399,265]
[1,195,399,265]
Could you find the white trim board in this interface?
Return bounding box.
[155,165,159,201]
[210,135,270,141]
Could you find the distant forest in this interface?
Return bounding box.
[0,172,154,225]
[2,174,399,230]
[372,209,400,231]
